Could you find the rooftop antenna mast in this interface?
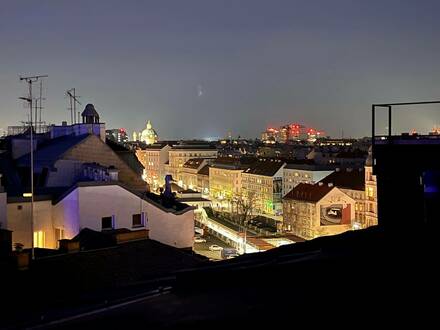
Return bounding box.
[19,73,47,260]
[66,88,81,125]
[37,79,46,133]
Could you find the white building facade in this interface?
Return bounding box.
[6,182,194,250]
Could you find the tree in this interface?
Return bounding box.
[232,191,256,254]
[233,191,256,226]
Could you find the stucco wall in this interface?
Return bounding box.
[55,185,194,249]
[147,204,194,249]
[7,200,55,248]
[52,189,80,239]
[314,189,355,238]
[46,159,83,187]
[6,184,193,250]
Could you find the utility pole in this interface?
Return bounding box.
[19,74,47,260]
[66,88,81,125]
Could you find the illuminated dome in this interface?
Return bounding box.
[140,120,158,145]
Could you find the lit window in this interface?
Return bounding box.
[34,231,45,248]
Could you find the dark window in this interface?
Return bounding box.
[101,216,113,230]
[132,213,144,228]
[17,205,22,210]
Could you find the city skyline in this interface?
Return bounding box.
[1,0,440,139]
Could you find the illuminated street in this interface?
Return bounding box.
[192,234,234,261]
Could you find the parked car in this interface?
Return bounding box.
[226,254,239,259]
[194,237,207,243]
[209,244,223,251]
[194,226,204,236]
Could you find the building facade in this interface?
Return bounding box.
[364,149,378,228]
[209,160,244,208]
[197,165,210,196]
[180,158,212,191]
[283,163,334,197]
[282,183,355,239]
[166,143,217,182]
[241,159,285,215]
[135,143,171,190]
[6,182,194,250]
[318,168,366,229]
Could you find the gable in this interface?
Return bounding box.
[61,135,147,191]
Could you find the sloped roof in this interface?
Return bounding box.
[198,164,210,176]
[183,158,206,169]
[318,168,365,191]
[283,183,333,202]
[16,134,90,170]
[336,149,367,159]
[242,159,285,177]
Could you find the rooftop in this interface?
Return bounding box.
[143,142,171,150]
[283,182,333,202]
[171,143,217,150]
[318,168,365,191]
[284,162,336,171]
[183,158,207,169]
[197,164,210,176]
[242,158,285,177]
[16,134,90,170]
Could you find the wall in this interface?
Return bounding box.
[46,159,83,187]
[50,123,105,141]
[55,184,194,249]
[6,184,194,250]
[168,149,217,180]
[283,168,333,196]
[147,203,194,249]
[52,189,80,240]
[314,189,355,238]
[7,200,55,248]
[282,188,355,239]
[364,164,378,228]
[242,166,285,215]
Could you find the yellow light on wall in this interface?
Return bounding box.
[23,193,33,198]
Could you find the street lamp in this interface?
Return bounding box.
[19,96,35,260]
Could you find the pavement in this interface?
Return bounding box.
[192,233,234,260]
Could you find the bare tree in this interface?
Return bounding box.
[232,191,256,226]
[231,191,256,254]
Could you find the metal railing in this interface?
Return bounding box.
[371,101,440,172]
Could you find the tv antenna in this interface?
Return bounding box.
[66,88,81,125]
[19,74,48,129]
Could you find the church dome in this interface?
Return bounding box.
[140,120,158,145]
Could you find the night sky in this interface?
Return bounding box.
[1,0,440,139]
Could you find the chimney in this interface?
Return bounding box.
[328,183,333,187]
[62,121,67,126]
